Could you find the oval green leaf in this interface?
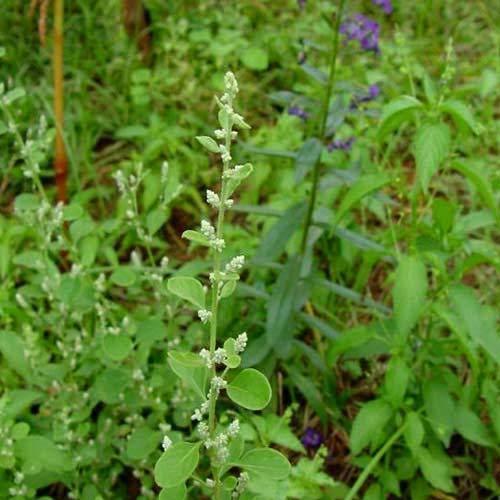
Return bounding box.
[227,368,271,410]
[154,442,200,488]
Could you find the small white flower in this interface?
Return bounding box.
[210,238,225,252]
[228,419,240,437]
[214,129,225,139]
[206,190,220,208]
[211,376,227,393]
[225,255,245,273]
[201,220,215,238]
[219,145,232,163]
[197,421,210,439]
[213,348,227,364]
[198,309,212,324]
[225,198,234,208]
[206,479,215,488]
[162,435,172,451]
[199,348,213,368]
[235,332,248,353]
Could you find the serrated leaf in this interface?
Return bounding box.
[377,96,423,139]
[385,357,410,407]
[154,442,200,488]
[423,379,455,447]
[167,277,205,309]
[333,173,390,226]
[417,447,455,493]
[227,369,271,410]
[449,284,500,365]
[350,399,393,454]
[440,99,479,135]
[451,159,499,220]
[414,122,451,192]
[404,412,425,454]
[455,403,494,447]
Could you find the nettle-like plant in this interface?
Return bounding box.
[154,73,290,499]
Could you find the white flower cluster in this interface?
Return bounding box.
[198,309,212,324]
[232,472,249,499]
[162,435,172,451]
[206,190,220,208]
[191,400,210,421]
[200,220,225,252]
[225,255,245,273]
[235,332,248,353]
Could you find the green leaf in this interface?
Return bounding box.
[294,138,322,184]
[182,230,210,246]
[110,267,137,287]
[11,422,30,440]
[350,399,393,454]
[159,484,186,500]
[147,208,168,235]
[451,159,499,220]
[220,280,237,299]
[333,173,390,226]
[385,357,410,407]
[455,403,494,447]
[154,441,200,488]
[195,136,220,153]
[14,193,40,211]
[440,99,479,135]
[234,448,290,480]
[240,47,269,71]
[417,447,455,493]
[168,351,208,399]
[266,255,301,352]
[393,255,427,340]
[254,204,306,263]
[15,436,74,473]
[287,366,327,423]
[404,412,425,454]
[227,369,271,410]
[136,318,167,343]
[413,122,451,192]
[0,331,30,379]
[423,379,455,447]
[79,235,99,267]
[449,284,500,365]
[167,276,205,309]
[226,163,254,197]
[127,426,161,460]
[102,334,133,361]
[69,217,96,243]
[3,87,26,104]
[377,96,423,139]
[93,367,130,404]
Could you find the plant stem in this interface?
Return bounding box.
[53,0,68,203]
[345,424,406,500]
[300,0,346,255]
[207,129,232,500]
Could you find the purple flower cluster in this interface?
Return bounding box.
[301,428,324,449]
[288,106,309,121]
[340,14,380,53]
[351,84,380,108]
[327,137,355,152]
[372,0,393,14]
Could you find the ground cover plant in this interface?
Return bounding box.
[0,0,498,499]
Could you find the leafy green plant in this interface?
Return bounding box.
[155,72,290,499]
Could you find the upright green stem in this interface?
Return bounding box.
[345,424,406,500]
[300,0,346,254]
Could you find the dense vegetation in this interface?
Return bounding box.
[0,1,498,499]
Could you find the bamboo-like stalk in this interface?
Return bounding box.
[53,0,67,203]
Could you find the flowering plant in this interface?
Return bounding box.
[154,72,290,499]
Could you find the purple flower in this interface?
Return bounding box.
[288,106,309,121]
[301,428,324,449]
[297,0,306,10]
[327,137,355,152]
[372,0,393,14]
[368,84,380,99]
[340,14,380,53]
